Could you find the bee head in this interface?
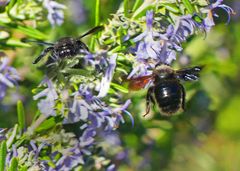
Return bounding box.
[154,64,175,81]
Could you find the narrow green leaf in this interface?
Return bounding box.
[111,82,129,93]
[182,0,194,14]
[133,5,154,19]
[9,157,18,171]
[60,68,91,76]
[35,116,62,133]
[0,141,7,171]
[6,124,18,148]
[2,39,31,47]
[161,3,180,14]
[6,0,17,12]
[116,67,128,75]
[0,21,47,40]
[19,166,27,171]
[17,100,25,131]
[16,25,47,40]
[124,0,129,17]
[132,0,143,12]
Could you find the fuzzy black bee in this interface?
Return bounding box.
[22,26,103,64]
[128,64,203,116]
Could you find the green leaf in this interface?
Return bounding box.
[111,82,129,93]
[9,157,18,171]
[132,0,143,12]
[182,0,195,14]
[16,25,47,40]
[17,100,25,131]
[0,141,7,171]
[35,116,62,133]
[60,68,91,77]
[133,5,154,19]
[1,39,31,47]
[19,166,27,171]
[161,3,180,14]
[6,0,17,12]
[0,21,47,39]
[7,124,18,148]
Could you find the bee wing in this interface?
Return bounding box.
[78,26,104,39]
[176,66,203,81]
[128,75,153,91]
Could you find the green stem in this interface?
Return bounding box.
[95,0,100,26]
[124,0,129,17]
[90,0,101,51]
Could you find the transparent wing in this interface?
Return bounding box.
[176,66,203,81]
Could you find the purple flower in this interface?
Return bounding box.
[0,0,9,7]
[65,85,133,128]
[132,11,162,61]
[83,51,108,71]
[0,57,20,101]
[128,8,226,78]
[68,0,86,25]
[98,54,117,97]
[54,144,85,171]
[106,164,116,171]
[0,128,6,141]
[43,0,66,26]
[202,0,234,30]
[33,78,58,117]
[62,86,133,168]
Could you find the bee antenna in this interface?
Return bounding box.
[21,38,54,46]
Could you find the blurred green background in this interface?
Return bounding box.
[0,0,240,170]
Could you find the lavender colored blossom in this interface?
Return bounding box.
[82,51,118,97]
[0,128,6,141]
[43,0,66,26]
[65,85,132,128]
[0,57,20,101]
[0,0,9,6]
[128,3,233,79]
[202,0,234,30]
[106,164,116,171]
[98,54,117,97]
[33,78,58,116]
[68,0,86,24]
[54,144,85,171]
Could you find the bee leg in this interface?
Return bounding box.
[33,47,54,64]
[143,87,155,117]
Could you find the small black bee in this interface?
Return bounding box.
[128,64,203,116]
[22,26,103,64]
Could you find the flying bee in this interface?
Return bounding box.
[128,64,203,116]
[22,26,103,64]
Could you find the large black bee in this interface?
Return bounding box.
[128,64,203,116]
[23,26,103,64]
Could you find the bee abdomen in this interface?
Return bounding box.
[154,81,184,115]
